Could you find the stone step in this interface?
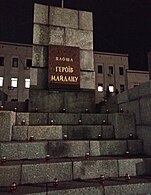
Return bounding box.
[0,140,143,160]
[0,177,151,195]
[0,157,151,187]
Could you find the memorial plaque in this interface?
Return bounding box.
[48,45,80,90]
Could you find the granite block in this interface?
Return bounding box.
[140,95,151,126]
[49,7,78,29]
[0,165,21,186]
[49,26,65,45]
[48,113,80,125]
[105,183,151,195]
[63,126,102,140]
[12,126,28,141]
[80,50,94,71]
[80,71,95,89]
[21,161,72,184]
[128,86,139,101]
[90,140,127,156]
[108,113,136,139]
[128,140,143,155]
[33,24,49,45]
[117,91,129,104]
[48,141,89,157]
[34,3,49,24]
[118,158,143,176]
[73,159,118,180]
[28,126,62,140]
[79,11,93,31]
[0,111,16,141]
[102,125,114,139]
[32,45,48,67]
[81,113,108,125]
[138,81,151,97]
[16,112,29,125]
[0,142,48,160]
[29,113,49,125]
[30,68,38,86]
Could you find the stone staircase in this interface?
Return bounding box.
[0,111,151,194]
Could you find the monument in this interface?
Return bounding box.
[29,3,96,113]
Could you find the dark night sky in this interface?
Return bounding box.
[0,0,151,70]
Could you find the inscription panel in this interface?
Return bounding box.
[48,45,80,90]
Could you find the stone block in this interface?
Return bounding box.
[140,95,151,125]
[0,111,16,141]
[32,45,48,67]
[81,113,108,125]
[102,125,114,139]
[21,160,72,184]
[0,142,48,160]
[33,24,49,45]
[48,141,89,158]
[49,26,65,45]
[79,11,93,31]
[128,140,143,155]
[90,141,127,156]
[80,50,94,71]
[138,81,151,97]
[108,113,136,139]
[63,126,102,140]
[105,182,151,195]
[118,158,143,176]
[73,159,118,180]
[30,68,38,86]
[28,126,62,140]
[49,7,78,29]
[29,113,49,125]
[136,158,151,175]
[65,28,93,50]
[16,112,29,125]
[34,3,49,24]
[0,164,21,186]
[117,91,129,104]
[48,113,80,125]
[128,86,139,101]
[80,71,95,89]
[12,126,28,141]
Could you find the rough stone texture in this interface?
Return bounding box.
[21,161,72,184]
[63,126,102,140]
[65,28,93,50]
[48,141,89,157]
[0,165,21,186]
[30,68,38,86]
[34,3,49,24]
[140,95,151,126]
[48,113,80,125]
[0,142,48,160]
[79,11,93,31]
[108,113,136,139]
[80,71,95,89]
[118,158,143,176]
[105,182,151,195]
[32,45,48,68]
[136,158,151,175]
[28,126,62,140]
[117,91,129,104]
[102,125,114,139]
[80,50,94,71]
[29,113,49,125]
[0,111,16,141]
[16,112,30,125]
[138,81,151,97]
[137,126,151,156]
[81,113,108,125]
[49,7,78,29]
[73,159,118,180]
[128,86,139,101]
[127,140,143,155]
[12,126,28,141]
[49,26,65,45]
[90,140,127,156]
[33,24,49,45]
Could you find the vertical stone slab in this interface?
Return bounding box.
[80,50,94,71]
[33,24,49,45]
[34,3,49,24]
[0,111,16,141]
[79,11,93,31]
[80,71,95,89]
[49,26,65,45]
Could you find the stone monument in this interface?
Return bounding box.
[29,3,95,112]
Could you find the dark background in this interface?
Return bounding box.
[0,0,151,70]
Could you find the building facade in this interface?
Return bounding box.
[0,42,149,103]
